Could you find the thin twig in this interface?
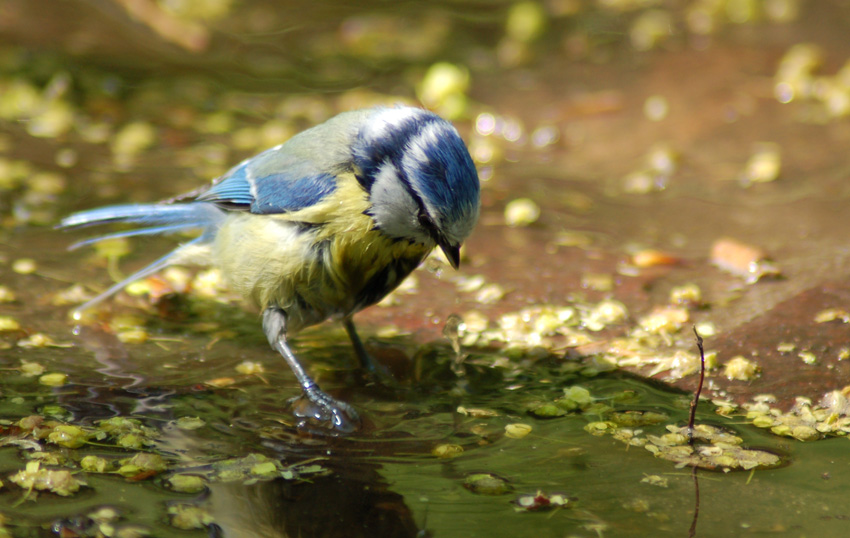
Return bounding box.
[687,326,705,445]
[689,464,700,538]
[688,327,706,537]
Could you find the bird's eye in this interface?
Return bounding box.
[417,211,437,232]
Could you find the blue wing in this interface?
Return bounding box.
[197,146,338,215]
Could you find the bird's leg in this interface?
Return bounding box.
[343,317,396,384]
[263,307,360,432]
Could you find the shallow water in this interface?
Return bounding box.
[3,323,850,537]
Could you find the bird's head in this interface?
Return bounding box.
[352,106,480,269]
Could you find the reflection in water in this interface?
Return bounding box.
[71,323,177,417]
[208,462,420,538]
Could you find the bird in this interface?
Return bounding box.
[60,105,481,432]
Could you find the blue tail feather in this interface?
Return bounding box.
[71,237,205,316]
[59,202,224,315]
[59,202,222,230]
[68,224,199,251]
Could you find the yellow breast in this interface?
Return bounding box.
[212,173,431,330]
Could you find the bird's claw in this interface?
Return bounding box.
[291,388,361,433]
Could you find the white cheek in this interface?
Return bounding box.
[370,164,424,241]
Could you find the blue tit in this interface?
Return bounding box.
[60,105,481,432]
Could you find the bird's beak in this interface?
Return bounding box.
[439,241,461,270]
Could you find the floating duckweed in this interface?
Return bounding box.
[583,300,628,331]
[169,504,215,530]
[776,342,795,354]
[39,373,68,386]
[504,198,541,227]
[622,497,651,513]
[117,452,167,477]
[108,314,146,333]
[98,417,158,449]
[0,79,41,119]
[28,171,67,195]
[610,410,668,427]
[669,283,702,306]
[724,356,759,381]
[770,424,792,436]
[28,100,75,139]
[584,421,614,435]
[752,415,775,428]
[455,274,486,293]
[198,110,234,134]
[234,361,264,375]
[417,62,469,119]
[562,385,593,406]
[457,406,499,418]
[111,122,157,158]
[250,461,279,476]
[9,461,84,496]
[581,273,614,292]
[554,230,593,249]
[0,285,15,303]
[790,425,819,441]
[622,169,660,194]
[27,453,66,469]
[726,0,760,24]
[638,306,689,334]
[116,433,144,450]
[647,432,687,447]
[12,258,37,274]
[191,268,228,298]
[798,351,817,365]
[175,417,206,430]
[18,333,66,348]
[0,318,22,338]
[19,361,45,376]
[776,43,822,102]
[505,1,547,43]
[432,444,464,458]
[211,453,328,484]
[94,237,131,261]
[530,403,567,417]
[205,377,235,388]
[47,424,89,448]
[81,455,110,473]
[814,308,850,323]
[52,283,93,307]
[631,11,674,52]
[476,283,506,304]
[464,473,513,495]
[459,311,490,336]
[505,423,532,439]
[117,329,149,344]
[168,474,207,493]
[741,142,781,184]
[641,474,668,488]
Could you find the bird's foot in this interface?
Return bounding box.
[290,387,361,433]
[357,355,402,390]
